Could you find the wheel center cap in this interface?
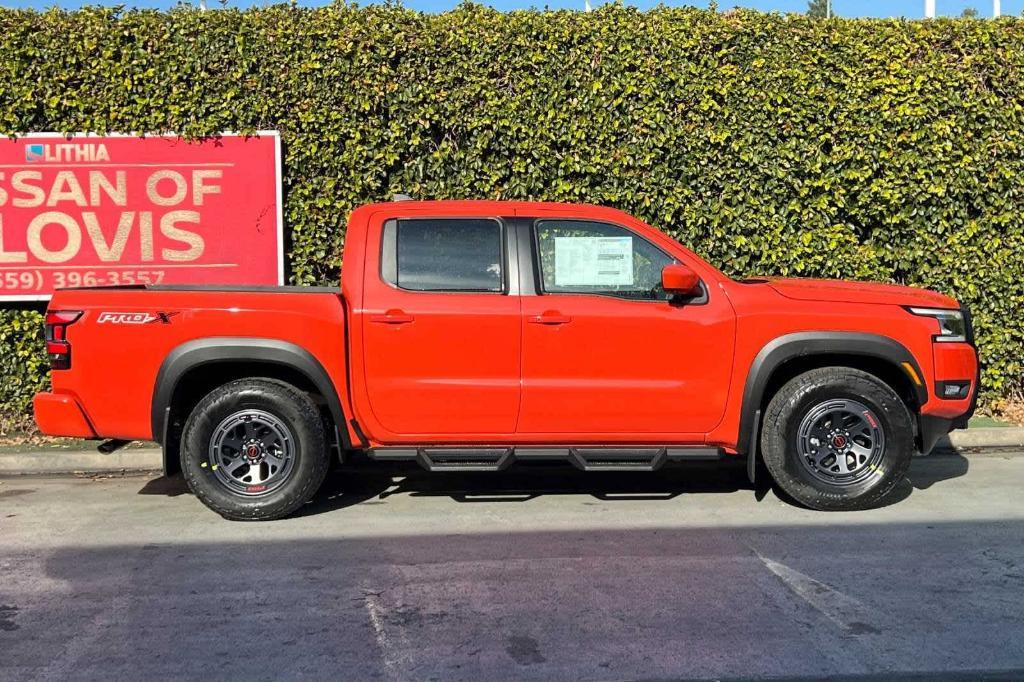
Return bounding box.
[245,444,262,459]
[831,435,848,449]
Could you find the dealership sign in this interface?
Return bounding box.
[0,132,283,301]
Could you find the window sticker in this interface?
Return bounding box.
[554,236,634,286]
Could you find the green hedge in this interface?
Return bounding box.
[1,4,1023,431]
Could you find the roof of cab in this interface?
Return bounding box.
[356,199,625,212]
[351,199,635,221]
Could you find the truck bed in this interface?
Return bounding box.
[39,285,348,442]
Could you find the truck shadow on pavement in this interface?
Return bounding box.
[301,460,751,515]
[137,451,970,517]
[305,451,969,517]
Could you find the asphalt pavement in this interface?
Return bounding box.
[2,452,1023,681]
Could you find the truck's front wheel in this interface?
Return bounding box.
[760,367,915,511]
[180,378,329,521]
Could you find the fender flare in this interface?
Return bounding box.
[737,331,927,457]
[151,337,350,451]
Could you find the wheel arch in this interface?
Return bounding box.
[737,332,928,461]
[152,338,351,476]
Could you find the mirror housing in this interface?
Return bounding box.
[662,264,701,297]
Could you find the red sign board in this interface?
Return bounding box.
[0,132,283,301]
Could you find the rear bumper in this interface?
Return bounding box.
[33,392,97,439]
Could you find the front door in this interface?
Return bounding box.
[360,216,521,438]
[517,218,735,438]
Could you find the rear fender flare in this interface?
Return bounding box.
[737,332,927,456]
[151,337,349,451]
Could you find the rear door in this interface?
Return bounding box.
[517,217,736,438]
[358,215,521,438]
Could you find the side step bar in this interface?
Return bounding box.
[368,446,723,473]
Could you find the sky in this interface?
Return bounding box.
[0,0,1020,17]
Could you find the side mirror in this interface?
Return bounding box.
[662,264,701,297]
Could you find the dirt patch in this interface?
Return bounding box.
[0,488,34,499]
[0,436,90,451]
[506,635,545,665]
[0,605,19,632]
[990,398,1024,427]
[0,438,157,453]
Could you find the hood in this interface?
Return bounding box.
[757,277,959,308]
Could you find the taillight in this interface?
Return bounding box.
[45,310,82,370]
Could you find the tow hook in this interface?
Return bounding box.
[97,439,131,454]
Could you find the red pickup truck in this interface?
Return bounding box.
[34,201,978,519]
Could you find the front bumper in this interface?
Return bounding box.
[952,305,980,428]
[926,342,978,419]
[919,414,954,455]
[33,392,97,438]
[918,307,979,452]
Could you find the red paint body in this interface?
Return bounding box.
[33,201,978,454]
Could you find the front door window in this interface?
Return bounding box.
[535,220,674,301]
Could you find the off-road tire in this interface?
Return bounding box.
[761,367,914,511]
[180,378,329,521]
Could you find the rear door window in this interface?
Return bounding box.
[381,218,504,293]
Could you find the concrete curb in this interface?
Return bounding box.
[945,427,1024,448]
[1,427,1023,476]
[0,448,162,475]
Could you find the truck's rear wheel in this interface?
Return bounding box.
[180,378,328,521]
[760,367,914,511]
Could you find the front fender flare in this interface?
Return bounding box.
[737,331,927,458]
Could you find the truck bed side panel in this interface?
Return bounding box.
[46,288,347,441]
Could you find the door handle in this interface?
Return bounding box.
[370,309,415,325]
[527,311,572,325]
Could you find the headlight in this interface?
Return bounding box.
[908,307,967,342]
